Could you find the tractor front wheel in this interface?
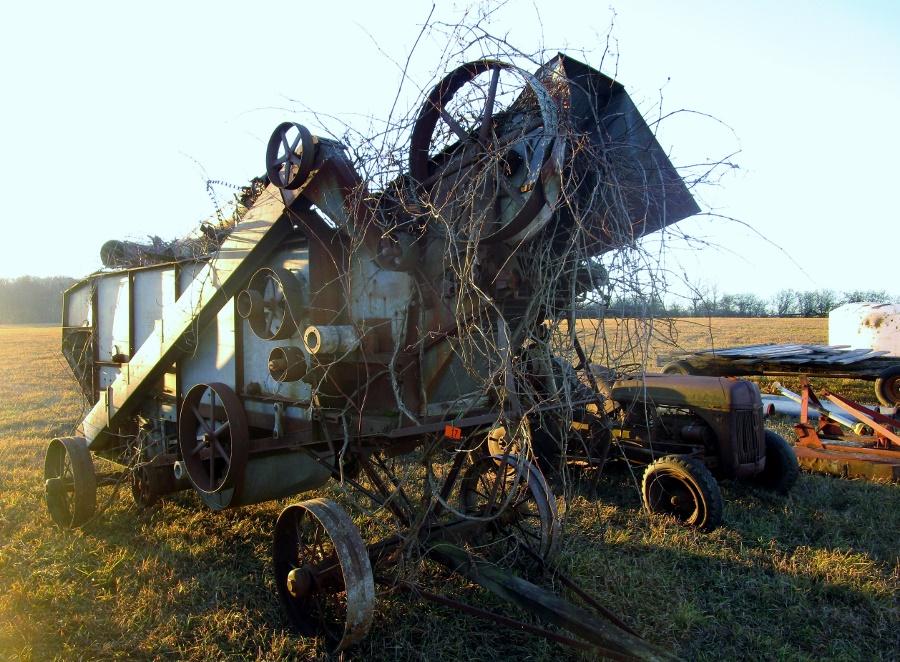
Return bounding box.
[641,455,723,532]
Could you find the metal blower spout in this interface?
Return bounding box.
[538,53,701,256]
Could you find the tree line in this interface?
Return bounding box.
[0,276,895,324]
[585,289,897,318]
[0,276,77,324]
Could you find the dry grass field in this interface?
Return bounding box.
[0,323,897,661]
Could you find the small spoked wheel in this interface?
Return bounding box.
[177,382,248,496]
[238,267,302,341]
[273,499,375,653]
[130,464,159,508]
[44,437,97,528]
[641,456,723,532]
[265,122,317,190]
[459,455,560,567]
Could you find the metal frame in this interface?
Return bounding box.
[792,379,900,481]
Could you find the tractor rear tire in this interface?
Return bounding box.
[753,430,799,495]
[641,455,723,532]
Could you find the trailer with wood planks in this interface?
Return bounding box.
[657,343,900,406]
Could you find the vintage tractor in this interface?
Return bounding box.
[483,358,800,532]
[604,374,799,531]
[46,54,700,657]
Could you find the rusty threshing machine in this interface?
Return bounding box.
[48,55,712,657]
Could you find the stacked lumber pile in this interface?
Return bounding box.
[684,344,891,366]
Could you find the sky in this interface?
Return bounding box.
[1,0,898,300]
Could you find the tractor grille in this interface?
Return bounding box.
[734,409,764,464]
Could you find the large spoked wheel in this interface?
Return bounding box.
[265,122,317,190]
[273,499,375,653]
[178,383,248,498]
[752,430,800,495]
[459,455,560,567]
[641,456,723,532]
[875,365,900,406]
[44,437,97,528]
[409,59,561,243]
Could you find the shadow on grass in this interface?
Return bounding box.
[557,467,898,661]
[6,463,897,662]
[74,492,570,661]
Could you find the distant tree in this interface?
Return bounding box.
[728,292,767,317]
[771,289,796,316]
[0,276,76,324]
[704,283,719,316]
[796,290,818,317]
[841,289,890,304]
[812,289,838,316]
[718,293,737,316]
[666,301,685,317]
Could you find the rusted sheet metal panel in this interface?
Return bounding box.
[81,186,292,451]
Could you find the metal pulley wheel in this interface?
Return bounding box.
[130,464,159,509]
[410,59,561,243]
[273,498,376,653]
[237,266,305,341]
[44,436,97,528]
[266,122,317,189]
[177,382,249,498]
[459,455,560,567]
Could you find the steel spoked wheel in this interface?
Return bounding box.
[266,122,316,190]
[459,455,560,566]
[273,499,375,653]
[641,456,723,532]
[178,382,248,495]
[44,437,97,528]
